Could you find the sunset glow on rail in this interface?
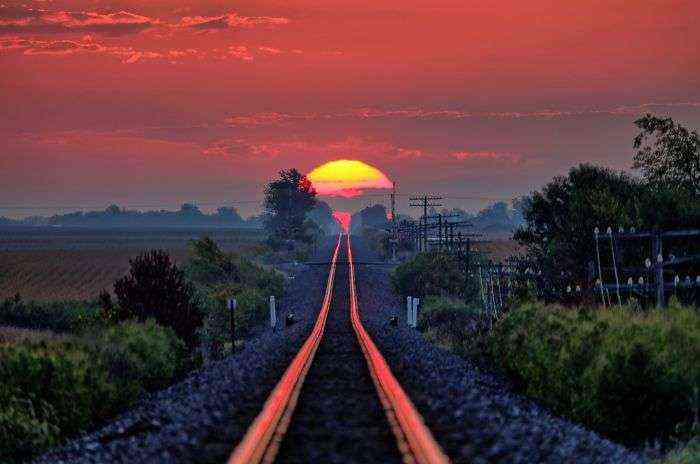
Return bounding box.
[307,160,392,198]
[332,211,351,233]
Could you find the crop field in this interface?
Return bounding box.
[0,226,264,301]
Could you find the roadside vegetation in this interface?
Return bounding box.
[0,167,330,462]
[391,114,700,460]
[0,236,286,462]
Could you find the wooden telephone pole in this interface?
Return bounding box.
[390,182,398,261]
[409,195,442,252]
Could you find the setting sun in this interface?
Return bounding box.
[307,159,393,198]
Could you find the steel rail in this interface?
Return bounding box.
[347,235,451,464]
[227,235,342,464]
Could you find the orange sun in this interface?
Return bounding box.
[307,159,392,198]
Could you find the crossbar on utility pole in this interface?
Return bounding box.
[409,195,442,252]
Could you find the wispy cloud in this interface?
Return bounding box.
[0,36,299,63]
[0,7,157,36]
[177,13,290,31]
[0,5,290,36]
[202,137,423,162]
[225,102,700,127]
[0,35,198,63]
[450,151,523,165]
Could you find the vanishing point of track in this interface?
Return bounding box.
[228,234,450,464]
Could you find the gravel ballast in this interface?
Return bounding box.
[350,237,647,464]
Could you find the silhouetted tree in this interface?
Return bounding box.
[634,114,700,195]
[263,168,317,244]
[114,250,202,349]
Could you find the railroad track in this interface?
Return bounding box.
[228,234,450,464]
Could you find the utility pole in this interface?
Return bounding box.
[409,195,442,252]
[390,182,397,261]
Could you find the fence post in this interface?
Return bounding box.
[228,298,237,353]
[270,295,277,329]
[652,231,665,309]
[412,297,419,328]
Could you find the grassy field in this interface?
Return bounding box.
[0,227,264,301]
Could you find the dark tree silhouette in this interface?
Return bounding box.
[634,114,700,195]
[114,250,202,349]
[263,168,317,243]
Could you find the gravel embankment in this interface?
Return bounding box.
[275,243,402,463]
[351,237,648,464]
[33,239,338,464]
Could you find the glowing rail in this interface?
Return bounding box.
[227,235,341,464]
[228,234,449,464]
[347,234,450,464]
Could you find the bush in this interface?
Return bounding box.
[90,321,186,404]
[115,250,203,349]
[391,252,466,299]
[0,398,60,463]
[659,439,700,464]
[186,237,284,358]
[0,321,186,463]
[416,296,491,362]
[202,285,271,358]
[0,296,101,333]
[490,302,700,445]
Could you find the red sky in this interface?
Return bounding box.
[2,0,699,217]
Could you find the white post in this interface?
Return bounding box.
[270,296,277,329]
[228,298,237,350]
[412,297,419,328]
[406,296,412,326]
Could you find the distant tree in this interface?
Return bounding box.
[351,204,389,232]
[215,207,243,223]
[306,200,339,235]
[263,169,317,243]
[114,250,202,349]
[105,204,121,215]
[178,203,203,217]
[633,114,700,195]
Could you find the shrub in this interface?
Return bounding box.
[0,321,186,463]
[391,252,466,299]
[90,320,186,406]
[659,439,700,464]
[0,398,60,464]
[202,285,270,355]
[490,302,700,445]
[416,296,490,360]
[114,250,203,349]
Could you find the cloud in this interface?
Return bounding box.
[0,6,290,36]
[177,13,290,30]
[224,102,700,127]
[0,36,206,63]
[0,7,158,36]
[0,36,286,64]
[201,137,424,164]
[450,151,523,165]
